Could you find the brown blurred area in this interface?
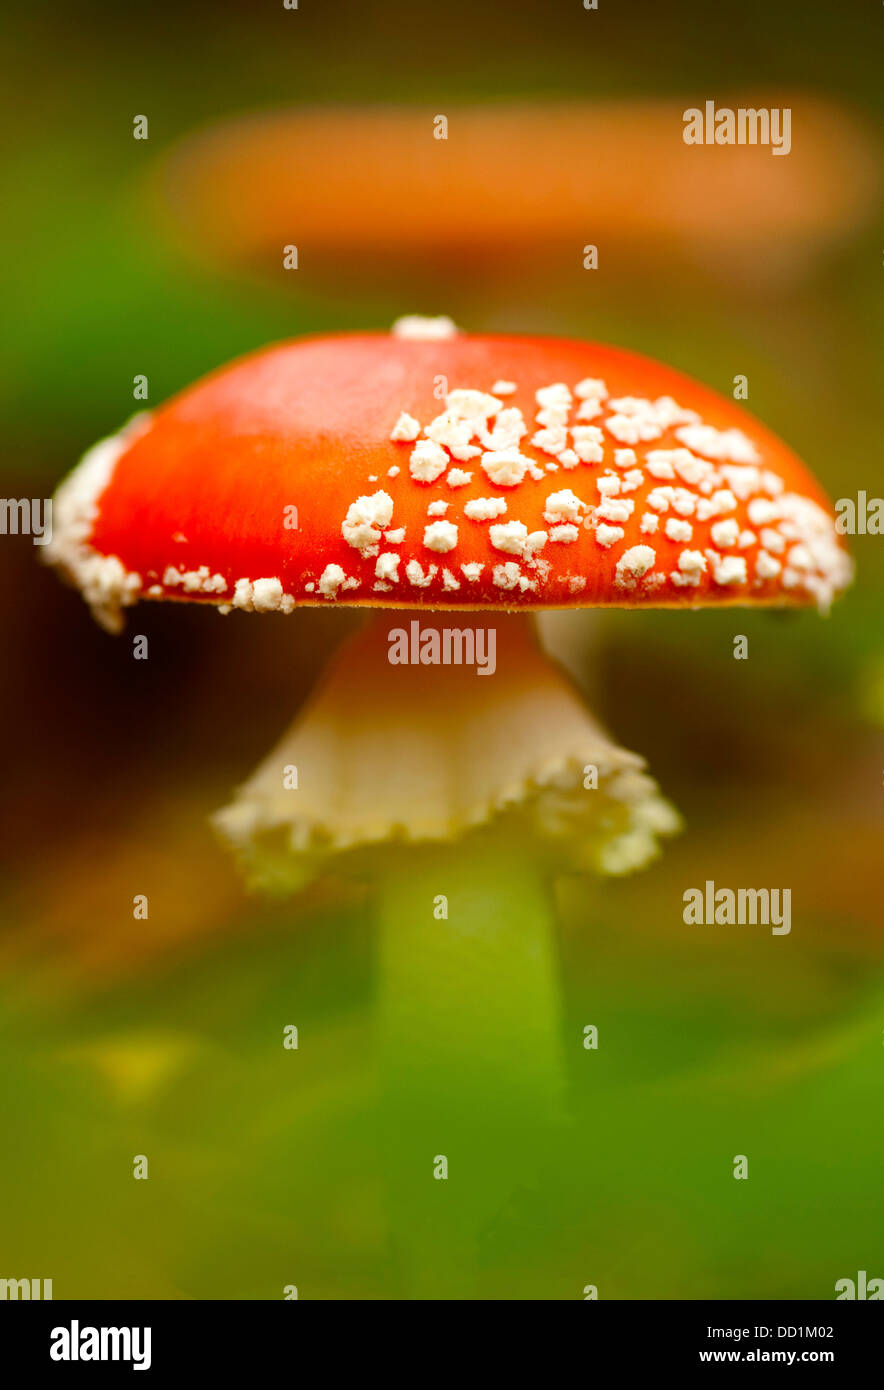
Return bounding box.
[0,526,366,991]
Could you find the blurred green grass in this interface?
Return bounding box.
[2,845,882,1299]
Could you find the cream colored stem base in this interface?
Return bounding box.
[214,612,679,890]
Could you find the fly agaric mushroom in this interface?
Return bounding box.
[45,317,852,1294]
[47,317,852,631]
[153,99,880,285]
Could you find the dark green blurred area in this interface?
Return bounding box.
[1,0,882,1298]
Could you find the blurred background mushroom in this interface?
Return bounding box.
[1,0,882,1300]
[150,95,881,297]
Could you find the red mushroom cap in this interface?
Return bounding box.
[47,323,852,628]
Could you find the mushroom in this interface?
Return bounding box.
[152,99,881,288]
[45,317,852,1293]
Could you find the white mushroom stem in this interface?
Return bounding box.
[214,612,678,877]
[214,611,678,1294]
[536,607,607,697]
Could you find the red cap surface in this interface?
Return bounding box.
[47,322,852,628]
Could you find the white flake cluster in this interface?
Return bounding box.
[341,491,394,557]
[374,368,851,606]
[465,497,507,521]
[391,315,459,340]
[43,416,151,632]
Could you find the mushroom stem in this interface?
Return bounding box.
[213,610,680,1294]
[215,611,677,880]
[374,825,565,1298]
